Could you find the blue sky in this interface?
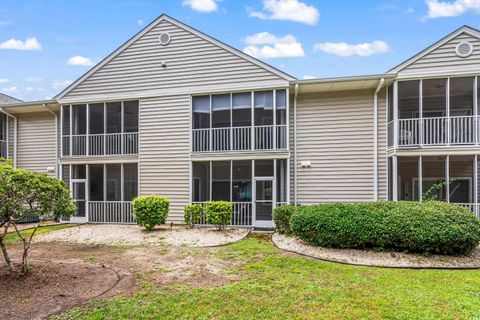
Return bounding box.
[1,0,480,101]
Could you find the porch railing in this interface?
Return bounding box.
[193,202,253,226]
[0,140,7,159]
[456,203,480,219]
[394,115,478,147]
[62,132,138,156]
[88,201,134,224]
[192,125,287,152]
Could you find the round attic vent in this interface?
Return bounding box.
[455,41,473,58]
[159,32,171,46]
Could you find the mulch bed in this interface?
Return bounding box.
[272,233,480,269]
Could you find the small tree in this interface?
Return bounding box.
[184,204,203,228]
[0,160,76,275]
[423,178,460,201]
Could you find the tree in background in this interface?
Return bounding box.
[0,160,76,275]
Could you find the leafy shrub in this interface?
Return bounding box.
[132,195,170,231]
[290,201,480,255]
[206,201,232,230]
[273,205,296,235]
[184,204,204,228]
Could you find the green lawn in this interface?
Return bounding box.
[4,224,72,245]
[57,234,480,320]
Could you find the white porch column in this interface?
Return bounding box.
[392,155,398,201]
[446,78,451,146]
[419,80,424,147]
[445,155,450,203]
[474,155,478,217]
[474,76,478,145]
[418,156,422,202]
[393,81,399,148]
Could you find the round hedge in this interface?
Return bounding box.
[132,195,170,231]
[290,201,480,255]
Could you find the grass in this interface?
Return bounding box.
[3,224,72,245]
[56,234,480,320]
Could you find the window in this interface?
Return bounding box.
[106,164,121,201]
[123,163,138,201]
[89,103,104,134]
[232,161,252,202]
[276,89,287,125]
[62,106,70,136]
[89,164,104,201]
[450,77,474,116]
[423,78,447,117]
[232,92,251,127]
[398,81,419,119]
[192,162,210,202]
[212,94,230,128]
[254,91,273,126]
[72,105,86,135]
[212,161,230,201]
[72,165,86,180]
[192,96,210,129]
[255,159,274,177]
[123,101,139,133]
[0,113,5,141]
[106,102,122,133]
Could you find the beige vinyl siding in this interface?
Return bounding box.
[399,32,480,76]
[7,116,14,159]
[16,112,57,176]
[295,89,387,204]
[139,95,190,223]
[64,19,286,99]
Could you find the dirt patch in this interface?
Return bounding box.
[1,228,246,319]
[273,233,480,268]
[35,224,250,247]
[0,260,122,320]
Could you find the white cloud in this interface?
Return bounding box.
[137,19,144,26]
[52,80,72,90]
[243,32,305,58]
[302,75,316,79]
[0,37,42,51]
[314,40,391,57]
[25,76,44,82]
[0,79,10,84]
[182,0,219,12]
[249,0,319,25]
[67,55,94,66]
[426,0,480,18]
[1,86,18,94]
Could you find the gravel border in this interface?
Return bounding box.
[35,224,251,248]
[272,233,480,269]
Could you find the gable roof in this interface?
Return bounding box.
[388,25,480,74]
[0,93,22,105]
[55,14,295,100]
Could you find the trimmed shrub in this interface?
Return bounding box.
[290,201,480,255]
[206,201,232,231]
[273,205,296,235]
[184,204,204,228]
[132,195,170,231]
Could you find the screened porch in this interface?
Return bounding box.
[192,159,288,227]
[389,155,480,217]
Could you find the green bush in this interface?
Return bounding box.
[184,204,204,228]
[132,195,170,231]
[290,201,480,255]
[206,201,232,230]
[273,205,296,235]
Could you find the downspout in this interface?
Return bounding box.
[42,104,59,178]
[0,107,17,168]
[373,78,385,201]
[293,83,299,205]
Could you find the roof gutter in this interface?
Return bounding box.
[42,104,59,178]
[0,107,17,167]
[373,78,385,201]
[293,83,299,205]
